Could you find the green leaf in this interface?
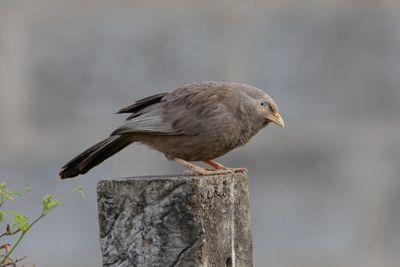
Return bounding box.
[0,183,23,201]
[0,182,6,192]
[0,211,4,223]
[42,194,60,214]
[11,213,30,232]
[42,194,52,206]
[73,186,86,199]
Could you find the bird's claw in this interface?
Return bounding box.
[183,168,234,176]
[229,167,248,173]
[183,167,247,176]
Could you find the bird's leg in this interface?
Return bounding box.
[173,158,234,176]
[203,160,248,173]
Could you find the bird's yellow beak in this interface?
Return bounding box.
[265,112,285,128]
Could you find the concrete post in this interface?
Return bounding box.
[97,173,253,267]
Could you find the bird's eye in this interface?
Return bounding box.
[260,101,267,107]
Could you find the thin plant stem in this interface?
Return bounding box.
[0,209,45,265]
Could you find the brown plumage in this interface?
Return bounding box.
[59,81,284,179]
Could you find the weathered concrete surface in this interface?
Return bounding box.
[97,173,253,267]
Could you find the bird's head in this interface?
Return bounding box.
[226,82,285,129]
[256,96,285,128]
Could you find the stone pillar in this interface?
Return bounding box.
[97,173,253,267]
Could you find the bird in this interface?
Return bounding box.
[59,81,284,179]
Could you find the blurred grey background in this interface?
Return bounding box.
[1,0,400,266]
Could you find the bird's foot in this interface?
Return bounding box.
[174,158,246,176]
[183,168,235,176]
[225,167,248,173]
[202,160,247,174]
[183,166,247,176]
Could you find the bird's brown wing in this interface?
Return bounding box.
[111,104,184,136]
[112,82,238,136]
[116,92,169,120]
[162,83,238,135]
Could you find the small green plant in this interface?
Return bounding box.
[0,183,84,266]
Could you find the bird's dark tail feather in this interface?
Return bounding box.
[59,136,132,179]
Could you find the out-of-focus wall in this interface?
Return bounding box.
[1,1,400,266]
